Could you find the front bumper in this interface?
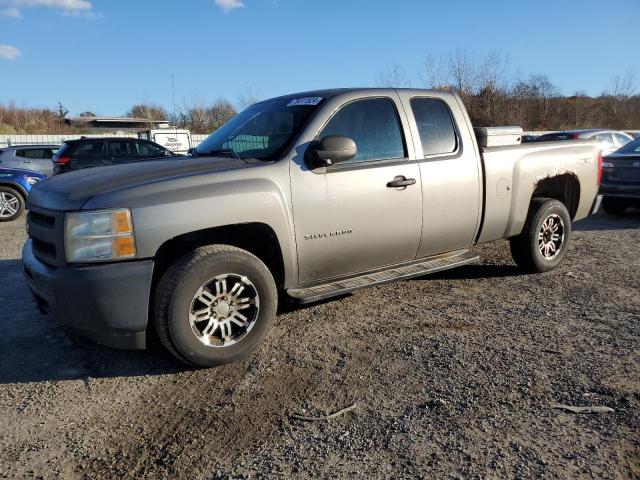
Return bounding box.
[22,239,154,350]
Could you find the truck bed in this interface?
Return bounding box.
[477,139,600,244]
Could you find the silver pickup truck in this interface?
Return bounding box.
[23,88,602,367]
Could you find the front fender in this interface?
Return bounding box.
[83,164,297,286]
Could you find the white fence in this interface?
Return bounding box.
[0,133,209,149]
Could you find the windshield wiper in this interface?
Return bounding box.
[195,148,242,161]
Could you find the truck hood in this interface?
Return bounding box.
[28,156,250,211]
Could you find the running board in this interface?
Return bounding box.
[287,250,479,304]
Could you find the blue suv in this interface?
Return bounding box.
[0,168,46,222]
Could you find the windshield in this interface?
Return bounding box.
[194,97,322,160]
[616,137,640,154]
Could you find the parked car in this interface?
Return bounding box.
[535,129,633,155]
[52,137,176,174]
[521,134,539,143]
[0,167,46,221]
[0,145,58,176]
[600,136,640,214]
[23,88,601,367]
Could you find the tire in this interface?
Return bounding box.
[510,198,572,273]
[601,197,628,216]
[0,187,25,222]
[154,245,277,367]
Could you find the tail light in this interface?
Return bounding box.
[54,156,71,165]
[571,133,580,139]
[597,154,603,185]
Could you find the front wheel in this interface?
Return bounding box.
[154,245,277,367]
[0,187,25,222]
[510,198,572,273]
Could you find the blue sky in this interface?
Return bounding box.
[1,0,638,116]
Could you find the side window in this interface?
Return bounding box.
[15,149,27,158]
[107,141,133,160]
[613,133,631,146]
[319,98,405,163]
[136,141,168,158]
[410,98,458,156]
[74,141,105,158]
[595,132,614,147]
[23,149,47,159]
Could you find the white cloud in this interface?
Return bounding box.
[0,0,94,18]
[1,6,21,17]
[0,45,21,60]
[214,0,244,13]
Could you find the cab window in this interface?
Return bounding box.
[410,98,458,156]
[319,98,405,164]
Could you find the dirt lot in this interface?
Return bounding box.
[0,211,639,479]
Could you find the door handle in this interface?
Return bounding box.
[387,176,416,188]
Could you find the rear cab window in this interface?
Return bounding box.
[410,98,458,157]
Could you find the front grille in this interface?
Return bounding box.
[27,206,66,266]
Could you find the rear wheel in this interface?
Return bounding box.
[154,245,277,367]
[601,197,628,216]
[0,187,25,222]
[510,198,572,273]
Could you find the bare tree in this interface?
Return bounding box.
[177,99,236,133]
[421,54,449,89]
[236,85,261,110]
[448,49,476,95]
[375,64,411,88]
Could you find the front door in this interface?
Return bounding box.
[290,96,422,284]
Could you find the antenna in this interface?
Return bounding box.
[171,74,177,124]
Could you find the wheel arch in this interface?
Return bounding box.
[530,173,581,220]
[0,181,28,200]
[151,222,287,294]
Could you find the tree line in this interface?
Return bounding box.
[376,50,639,130]
[1,52,637,136]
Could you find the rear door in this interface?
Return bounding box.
[16,148,55,175]
[105,140,137,166]
[401,94,482,257]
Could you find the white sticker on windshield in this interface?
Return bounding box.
[287,97,323,107]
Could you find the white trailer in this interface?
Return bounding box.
[139,128,192,155]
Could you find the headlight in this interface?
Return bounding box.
[601,161,614,168]
[25,176,41,185]
[65,209,137,263]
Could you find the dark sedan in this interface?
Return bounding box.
[52,137,176,174]
[600,137,640,215]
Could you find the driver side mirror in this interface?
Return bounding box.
[306,136,357,168]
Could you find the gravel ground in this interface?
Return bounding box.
[0,211,639,479]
